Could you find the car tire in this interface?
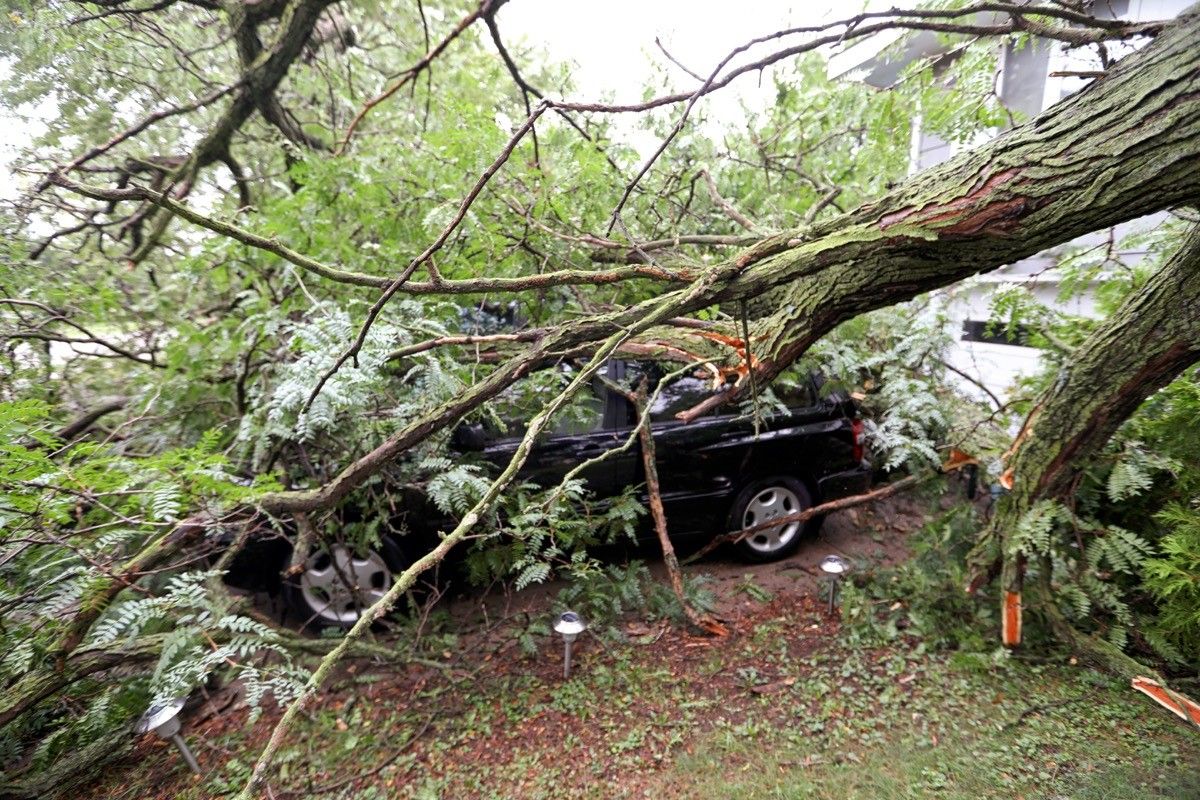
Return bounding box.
[727,476,816,563]
[283,537,409,630]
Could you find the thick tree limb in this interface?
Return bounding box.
[678,6,1200,420]
[623,380,726,635]
[961,222,1200,662]
[51,519,212,658]
[0,634,169,732]
[968,222,1200,597]
[55,398,128,441]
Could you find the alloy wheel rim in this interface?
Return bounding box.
[741,486,803,553]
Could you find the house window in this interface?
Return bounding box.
[961,319,1033,347]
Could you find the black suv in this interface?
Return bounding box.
[227,360,871,627]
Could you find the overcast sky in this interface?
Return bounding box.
[499,1,844,97]
[497,1,873,119]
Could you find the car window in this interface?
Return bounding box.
[550,386,606,435]
[487,364,609,438]
[620,361,721,423]
[649,373,718,421]
[769,376,816,409]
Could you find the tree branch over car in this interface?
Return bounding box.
[4,0,1200,795]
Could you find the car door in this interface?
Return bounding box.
[483,361,637,499]
[611,361,742,536]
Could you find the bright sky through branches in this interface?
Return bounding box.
[0,0,883,195]
[499,0,864,118]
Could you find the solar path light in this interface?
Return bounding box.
[134,696,202,776]
[553,611,586,679]
[819,554,850,614]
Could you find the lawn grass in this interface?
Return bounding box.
[652,657,1199,799]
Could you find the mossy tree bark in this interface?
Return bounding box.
[685,4,1200,416]
[0,635,169,731]
[968,223,1200,673]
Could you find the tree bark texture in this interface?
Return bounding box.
[970,223,1200,656]
[630,382,726,635]
[0,635,169,731]
[686,3,1200,416]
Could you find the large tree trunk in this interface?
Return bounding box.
[0,635,169,731]
[0,727,131,799]
[969,223,1200,670]
[683,4,1200,418]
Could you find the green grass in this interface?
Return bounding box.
[84,599,1200,800]
[646,655,1199,800]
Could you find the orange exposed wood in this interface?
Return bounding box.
[999,468,1015,490]
[941,448,979,472]
[1002,591,1022,646]
[1131,677,1200,727]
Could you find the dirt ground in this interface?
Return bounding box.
[75,490,1200,800]
[79,493,940,799]
[439,492,933,628]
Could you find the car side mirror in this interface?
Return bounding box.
[451,423,489,452]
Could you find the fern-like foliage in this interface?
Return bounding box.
[1008,500,1060,557]
[1106,441,1180,502]
[808,300,971,472]
[235,301,466,471]
[0,400,297,779]
[85,571,309,712]
[1142,504,1200,657]
[423,461,491,516]
[464,478,645,593]
[1083,526,1154,577]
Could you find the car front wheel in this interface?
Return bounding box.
[728,476,814,563]
[284,543,399,630]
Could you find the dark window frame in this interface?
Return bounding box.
[962,319,1034,347]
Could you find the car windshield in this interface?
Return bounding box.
[615,361,820,424]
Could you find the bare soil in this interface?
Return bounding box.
[81,496,934,799]
[439,494,929,625]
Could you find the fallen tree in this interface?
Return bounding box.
[7,1,1200,795]
[247,4,1200,515]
